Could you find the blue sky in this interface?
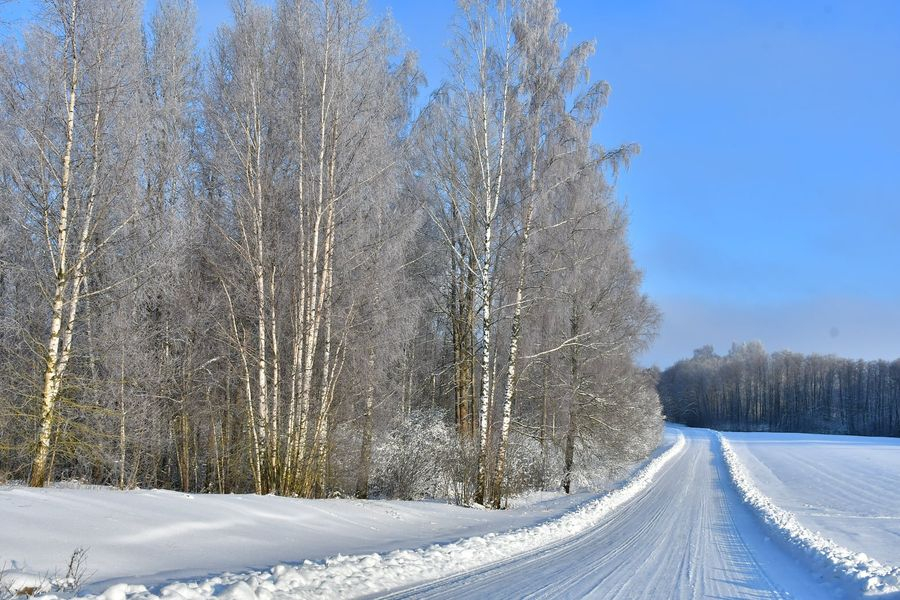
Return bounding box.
[3,0,898,367]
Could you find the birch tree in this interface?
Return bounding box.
[121,0,202,491]
[490,0,615,507]
[207,0,418,497]
[417,0,517,506]
[541,167,659,493]
[0,0,147,487]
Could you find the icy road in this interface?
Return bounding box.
[386,427,842,599]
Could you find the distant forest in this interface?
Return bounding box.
[658,342,900,437]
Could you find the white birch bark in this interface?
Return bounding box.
[30,0,80,487]
[474,5,512,506]
[491,203,532,508]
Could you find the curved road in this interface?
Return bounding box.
[385,428,840,599]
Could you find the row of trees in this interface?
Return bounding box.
[659,342,900,437]
[0,0,662,506]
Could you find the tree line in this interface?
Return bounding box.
[0,0,662,506]
[658,342,900,437]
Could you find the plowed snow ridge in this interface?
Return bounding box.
[45,433,685,600]
[718,433,900,595]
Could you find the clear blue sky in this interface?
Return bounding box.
[3,0,898,367]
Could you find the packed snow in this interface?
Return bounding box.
[720,431,900,595]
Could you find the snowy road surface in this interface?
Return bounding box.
[386,427,839,599]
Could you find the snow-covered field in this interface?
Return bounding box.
[720,430,900,594]
[721,431,900,568]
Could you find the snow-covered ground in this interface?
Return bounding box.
[719,430,900,594]
[0,431,678,598]
[5,426,900,599]
[721,431,900,568]
[0,483,595,594]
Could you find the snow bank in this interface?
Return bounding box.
[718,433,900,596]
[723,430,900,567]
[32,433,684,600]
[0,483,593,593]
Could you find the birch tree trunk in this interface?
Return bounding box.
[29,0,80,488]
[32,5,106,486]
[491,204,532,508]
[473,3,512,507]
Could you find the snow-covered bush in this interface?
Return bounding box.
[371,408,455,500]
[572,386,664,491]
[446,434,479,505]
[500,432,562,499]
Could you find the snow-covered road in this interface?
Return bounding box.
[385,427,838,599]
